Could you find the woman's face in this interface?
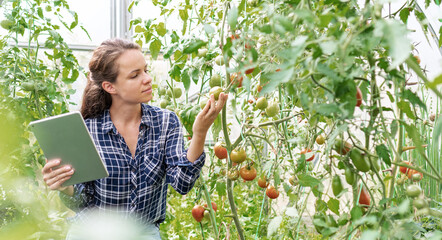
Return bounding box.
[110,49,153,105]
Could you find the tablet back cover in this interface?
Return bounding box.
[29,111,109,186]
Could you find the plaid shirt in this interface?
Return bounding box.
[60,103,205,226]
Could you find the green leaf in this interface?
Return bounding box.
[181,68,190,91]
[350,206,362,221]
[376,144,391,166]
[374,19,411,69]
[316,199,328,213]
[397,101,415,119]
[402,89,426,110]
[297,174,321,188]
[169,65,182,81]
[403,123,425,156]
[179,9,188,21]
[327,198,340,215]
[135,25,144,33]
[149,39,162,60]
[156,22,166,36]
[399,8,410,23]
[227,5,238,30]
[429,73,442,89]
[259,67,294,95]
[183,39,206,54]
[215,181,226,196]
[315,103,340,116]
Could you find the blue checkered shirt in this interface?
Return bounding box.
[60,103,205,226]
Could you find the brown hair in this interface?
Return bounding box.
[80,38,140,119]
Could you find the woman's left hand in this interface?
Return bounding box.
[192,92,228,137]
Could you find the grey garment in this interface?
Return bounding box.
[65,210,161,240]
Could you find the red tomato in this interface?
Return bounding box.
[266,186,279,199]
[257,177,269,188]
[214,142,228,159]
[356,87,363,107]
[358,187,370,206]
[239,165,257,181]
[204,202,217,212]
[192,205,205,222]
[301,149,314,162]
[399,161,411,174]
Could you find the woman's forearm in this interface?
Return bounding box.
[186,131,207,163]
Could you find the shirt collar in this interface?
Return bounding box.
[101,103,152,134]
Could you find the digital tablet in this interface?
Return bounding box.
[29,111,109,186]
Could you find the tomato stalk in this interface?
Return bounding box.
[199,175,219,239]
[219,1,245,239]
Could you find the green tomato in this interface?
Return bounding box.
[256,97,268,110]
[209,74,222,88]
[158,86,166,96]
[350,149,370,172]
[200,99,208,110]
[160,99,169,108]
[413,198,428,209]
[166,89,173,98]
[345,167,356,185]
[209,86,223,100]
[332,175,344,197]
[173,87,182,98]
[215,55,224,66]
[265,102,279,117]
[0,20,14,30]
[21,82,35,91]
[197,48,208,58]
[406,185,422,198]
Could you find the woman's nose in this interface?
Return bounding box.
[143,72,152,84]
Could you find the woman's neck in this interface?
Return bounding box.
[109,102,142,126]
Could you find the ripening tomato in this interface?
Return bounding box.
[257,176,269,188]
[266,186,279,199]
[316,135,325,145]
[358,187,370,206]
[192,205,205,222]
[227,169,240,181]
[213,142,227,159]
[240,165,257,181]
[257,85,263,93]
[356,87,362,107]
[399,161,411,174]
[204,202,218,212]
[230,73,243,88]
[407,169,423,181]
[230,148,247,163]
[301,149,314,162]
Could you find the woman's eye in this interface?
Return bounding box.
[131,74,138,79]
[144,69,149,73]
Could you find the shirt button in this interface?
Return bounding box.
[131,168,136,173]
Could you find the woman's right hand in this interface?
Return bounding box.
[42,158,75,194]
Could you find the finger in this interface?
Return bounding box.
[42,158,61,174]
[215,93,228,112]
[43,165,73,184]
[46,167,75,187]
[49,175,72,191]
[201,97,211,115]
[208,94,216,114]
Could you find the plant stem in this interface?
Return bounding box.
[200,174,219,239]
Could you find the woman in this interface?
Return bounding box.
[41,38,228,239]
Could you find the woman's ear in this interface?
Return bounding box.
[102,81,116,94]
